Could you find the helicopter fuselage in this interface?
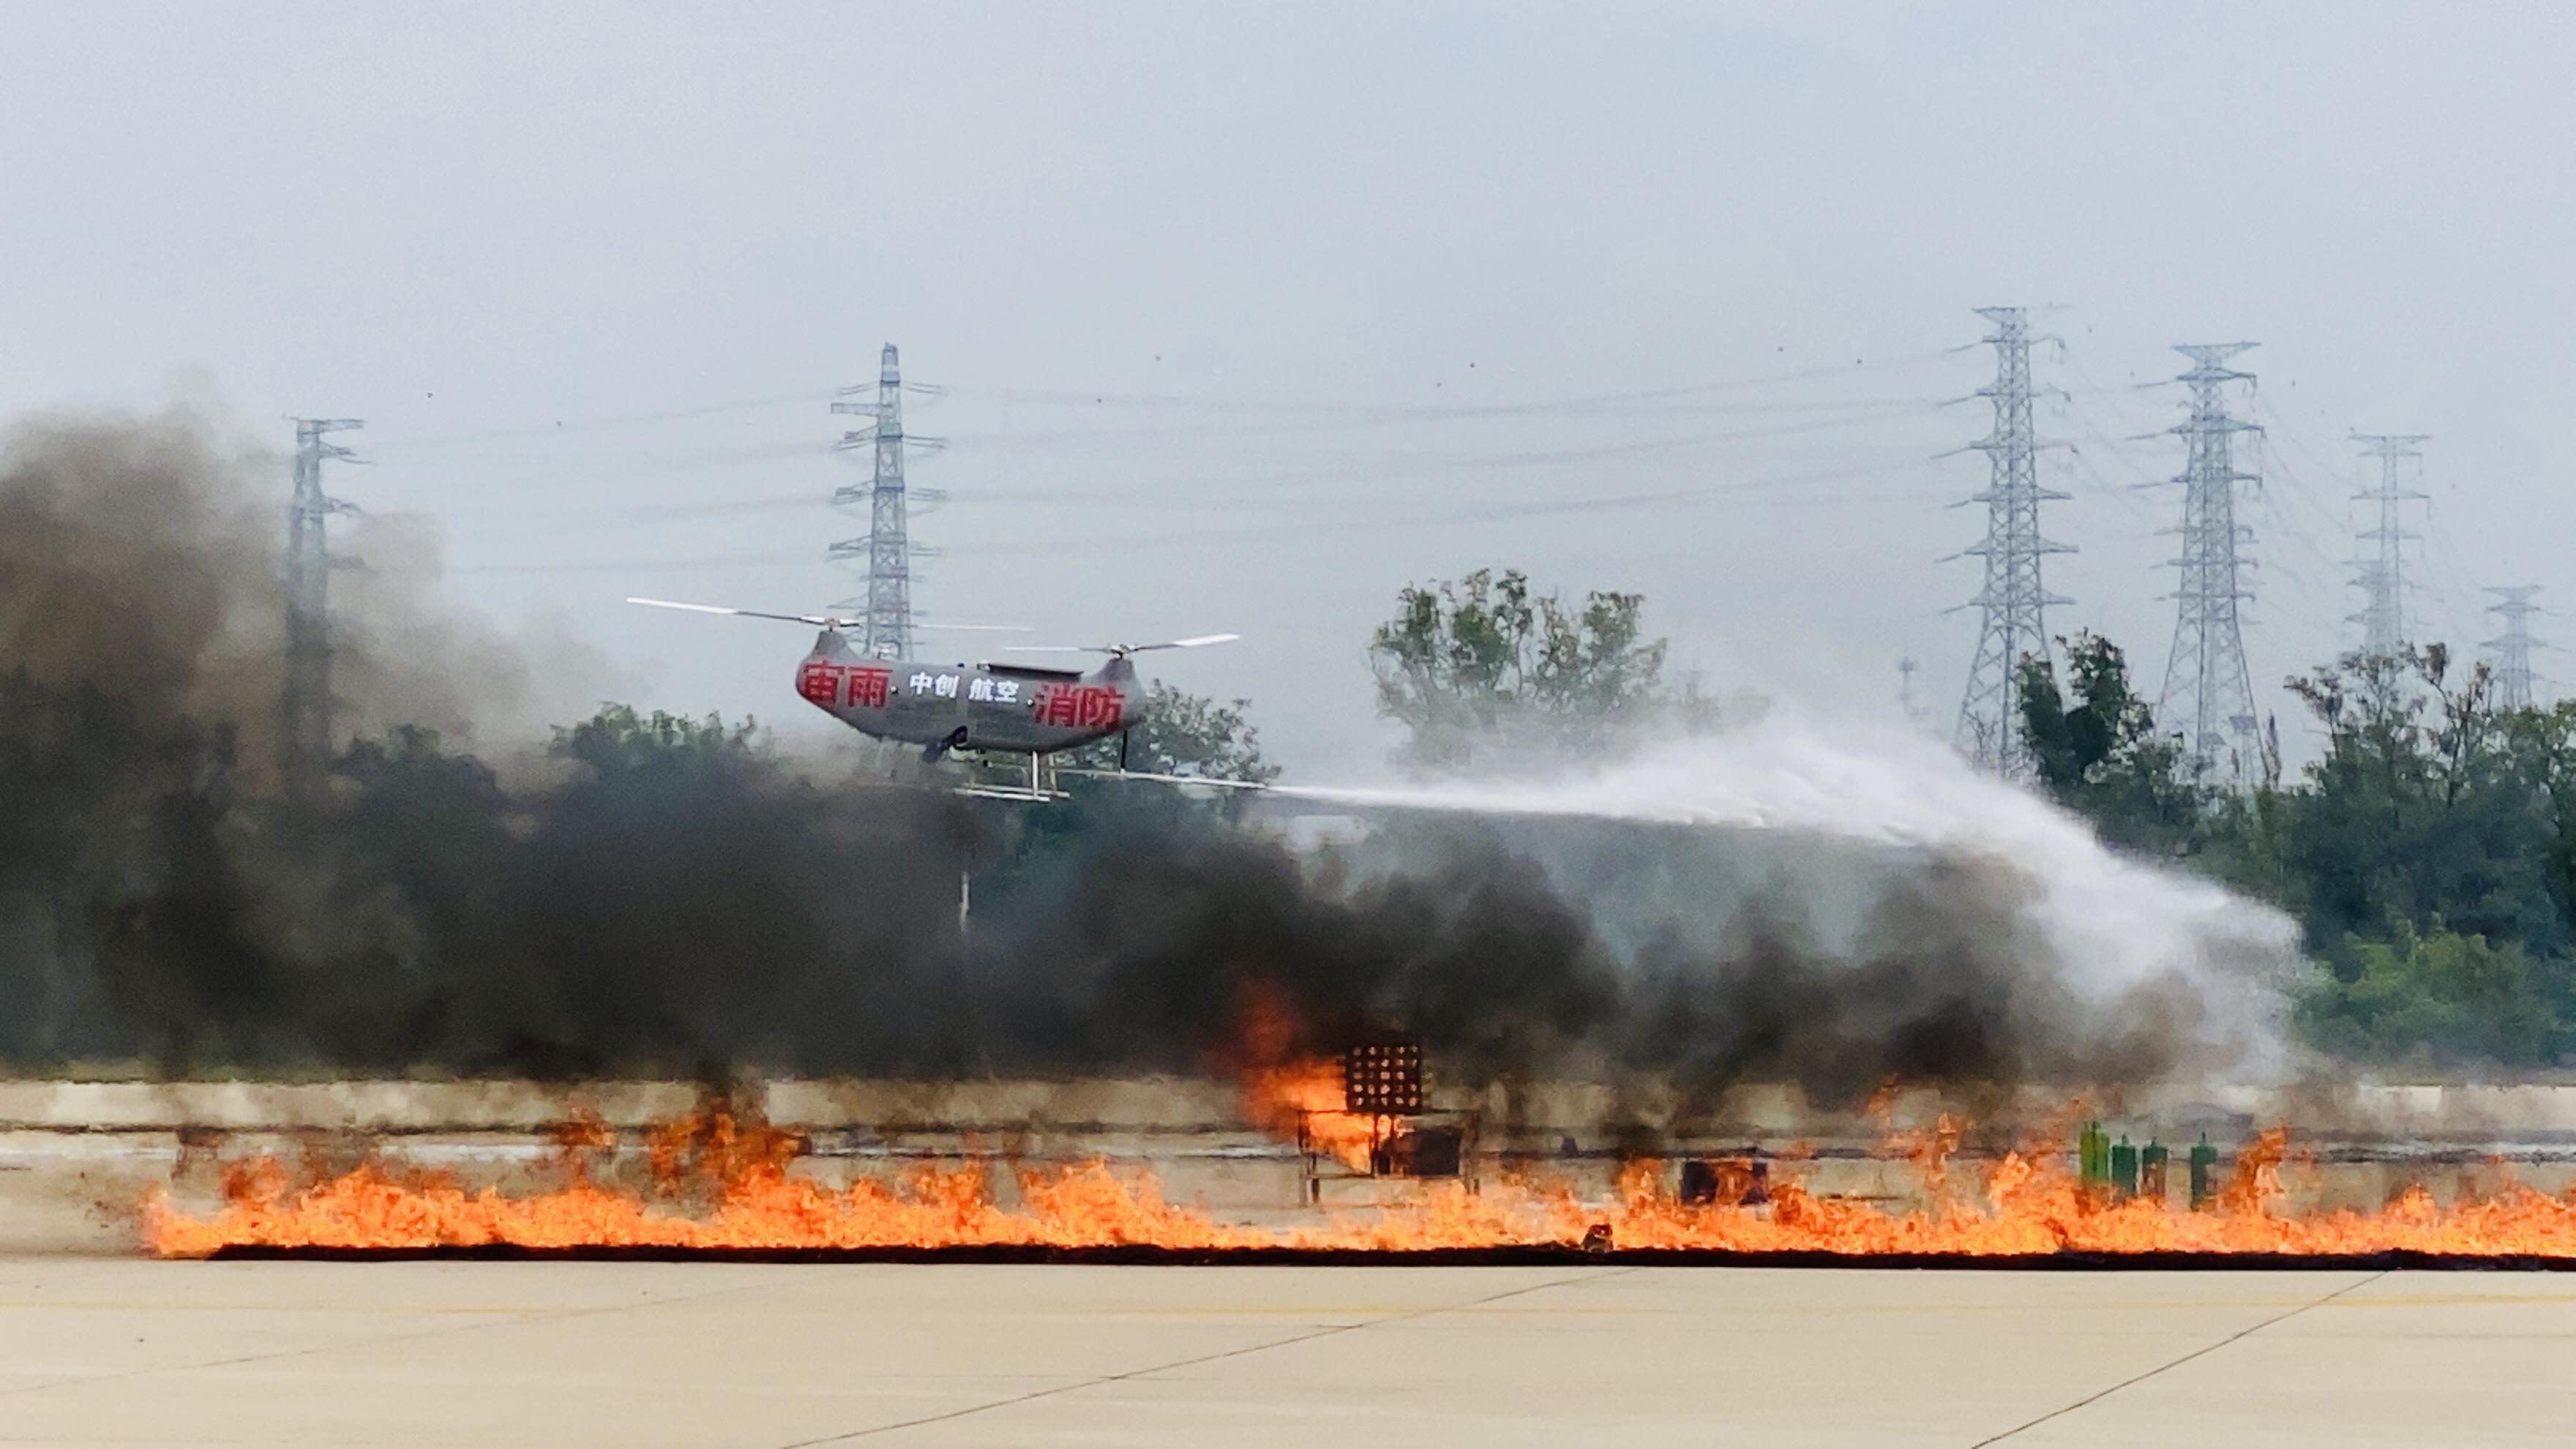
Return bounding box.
[794,627,1144,755]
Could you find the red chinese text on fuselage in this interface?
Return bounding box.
[1034,683,1124,730]
[797,662,893,709]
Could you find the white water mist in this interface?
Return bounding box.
[1276,713,2302,1082]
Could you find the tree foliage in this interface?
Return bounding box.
[1059,683,1279,784]
[2015,632,2206,855]
[550,705,760,780]
[0,667,266,1068]
[2296,923,2569,1068]
[1366,567,1687,768]
[2018,634,2576,1068]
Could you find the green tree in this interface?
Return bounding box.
[2278,645,2558,955]
[0,669,269,1069]
[550,705,760,779]
[2007,632,2576,1067]
[2499,700,2576,939]
[1059,683,1279,784]
[2013,632,2206,855]
[2295,922,2570,1068]
[1367,567,1676,768]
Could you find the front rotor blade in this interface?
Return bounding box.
[626,596,844,626]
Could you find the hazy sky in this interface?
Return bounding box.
[4,2,2570,775]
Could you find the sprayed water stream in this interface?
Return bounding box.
[1263,716,2302,1082]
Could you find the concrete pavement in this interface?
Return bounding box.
[1,1259,2569,1445]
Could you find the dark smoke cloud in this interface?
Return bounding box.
[1617,850,2202,1109]
[960,803,1622,1084]
[0,409,970,1074]
[0,408,281,746]
[0,410,2209,1109]
[332,510,637,748]
[966,807,2206,1109]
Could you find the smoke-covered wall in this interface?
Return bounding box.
[0,410,2266,1107]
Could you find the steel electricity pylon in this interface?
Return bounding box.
[2485,585,2545,711]
[2156,343,2263,789]
[1950,305,2071,778]
[280,416,364,792]
[2350,433,2429,657]
[830,344,917,661]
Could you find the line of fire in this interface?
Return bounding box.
[137,1032,2576,1266]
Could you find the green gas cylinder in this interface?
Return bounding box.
[2140,1139,2170,1203]
[2188,1134,2218,1210]
[2110,1136,2139,1199]
[2078,1120,2109,1189]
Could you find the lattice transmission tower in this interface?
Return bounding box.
[2156,343,2262,789]
[2350,433,2429,656]
[281,416,364,791]
[830,344,918,660]
[1898,656,1930,729]
[2485,585,2545,711]
[1950,305,2070,778]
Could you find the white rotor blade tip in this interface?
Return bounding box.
[629,596,737,615]
[1171,633,1240,648]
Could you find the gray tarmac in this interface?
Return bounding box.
[1,1257,2570,1447]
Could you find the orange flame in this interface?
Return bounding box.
[1887,1112,1964,1196]
[1240,1058,1377,1172]
[139,1106,2576,1260]
[1221,980,1376,1172]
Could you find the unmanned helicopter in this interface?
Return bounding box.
[627,596,1248,801]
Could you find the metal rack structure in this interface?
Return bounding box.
[1297,1039,1480,1205]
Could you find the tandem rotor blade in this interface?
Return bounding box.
[1130,633,1240,651]
[1003,632,1241,656]
[626,596,852,627]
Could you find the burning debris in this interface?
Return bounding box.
[1677,1156,1770,1208]
[1278,1038,1480,1202]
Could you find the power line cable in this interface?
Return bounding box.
[927,348,1963,417]
[372,390,842,454]
[452,452,1944,576]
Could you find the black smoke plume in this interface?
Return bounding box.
[0,409,2209,1108]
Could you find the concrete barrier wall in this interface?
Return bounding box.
[5,1077,2576,1140]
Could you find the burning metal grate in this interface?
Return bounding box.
[1340,1041,1423,1116]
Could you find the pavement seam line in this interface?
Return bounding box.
[1964,1269,2391,1448]
[776,1266,1634,1447]
[0,1273,781,1399]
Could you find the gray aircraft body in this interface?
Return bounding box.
[630,596,1235,764]
[793,627,1142,759]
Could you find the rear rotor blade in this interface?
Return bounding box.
[1005,632,1241,655]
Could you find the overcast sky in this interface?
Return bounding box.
[4,1,2569,776]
